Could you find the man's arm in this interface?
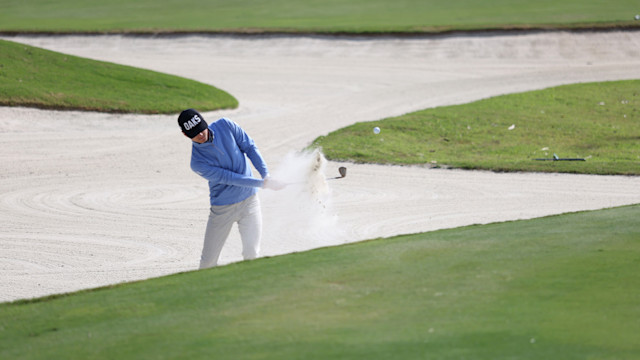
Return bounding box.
[224,118,269,179]
[191,158,263,188]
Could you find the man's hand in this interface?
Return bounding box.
[263,176,286,191]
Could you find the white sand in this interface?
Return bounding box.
[1,31,639,302]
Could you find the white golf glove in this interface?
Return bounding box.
[263,176,286,191]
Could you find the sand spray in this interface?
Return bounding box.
[259,149,347,256]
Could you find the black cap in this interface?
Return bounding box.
[178,109,208,138]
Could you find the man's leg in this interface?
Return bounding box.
[199,204,235,269]
[237,195,262,261]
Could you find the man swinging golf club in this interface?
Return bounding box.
[178,109,285,269]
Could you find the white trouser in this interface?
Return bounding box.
[199,194,262,269]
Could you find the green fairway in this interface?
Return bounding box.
[312,80,640,175]
[1,205,638,359]
[0,0,638,34]
[0,39,237,113]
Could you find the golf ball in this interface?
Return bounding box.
[635,14,640,20]
[373,126,381,134]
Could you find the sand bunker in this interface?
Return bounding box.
[1,31,640,302]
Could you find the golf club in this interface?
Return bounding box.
[288,166,347,185]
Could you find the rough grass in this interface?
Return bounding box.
[0,39,237,113]
[1,205,638,359]
[312,80,640,175]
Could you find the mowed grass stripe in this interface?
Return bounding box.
[0,0,638,33]
[1,205,638,359]
[0,39,237,113]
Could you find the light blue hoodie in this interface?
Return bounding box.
[190,118,268,206]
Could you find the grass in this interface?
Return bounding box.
[0,39,237,113]
[312,80,640,175]
[0,0,639,34]
[0,204,638,359]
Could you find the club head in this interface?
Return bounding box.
[338,166,347,178]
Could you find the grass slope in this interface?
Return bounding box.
[1,205,639,359]
[0,0,639,34]
[313,80,640,175]
[0,39,237,113]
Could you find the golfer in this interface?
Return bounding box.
[178,109,284,269]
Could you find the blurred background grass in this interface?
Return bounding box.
[1,0,639,33]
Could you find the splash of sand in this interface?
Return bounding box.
[259,149,346,256]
